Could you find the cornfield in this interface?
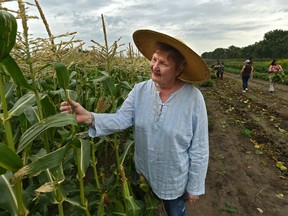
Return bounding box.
[0,1,161,215]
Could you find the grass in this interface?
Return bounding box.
[240,124,253,137]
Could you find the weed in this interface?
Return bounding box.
[219,200,237,213]
[240,124,253,137]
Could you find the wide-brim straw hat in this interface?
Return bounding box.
[133,29,210,83]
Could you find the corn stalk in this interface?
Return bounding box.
[0,10,28,216]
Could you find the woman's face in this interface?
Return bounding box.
[149,51,181,87]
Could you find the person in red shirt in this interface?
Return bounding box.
[268,59,283,92]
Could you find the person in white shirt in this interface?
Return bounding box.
[60,29,210,216]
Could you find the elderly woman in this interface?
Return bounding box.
[60,29,210,216]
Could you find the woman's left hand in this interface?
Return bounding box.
[187,194,199,203]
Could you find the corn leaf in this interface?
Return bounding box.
[65,198,86,210]
[96,194,106,216]
[102,77,116,97]
[60,89,77,101]
[11,144,70,184]
[6,92,39,119]
[120,140,134,165]
[17,113,77,153]
[144,193,159,216]
[0,144,23,172]
[0,173,18,216]
[124,196,142,216]
[111,199,126,215]
[74,138,90,179]
[0,81,15,109]
[52,62,70,89]
[34,150,66,204]
[24,106,40,125]
[41,95,57,117]
[1,54,34,90]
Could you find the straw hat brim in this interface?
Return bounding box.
[133,29,210,83]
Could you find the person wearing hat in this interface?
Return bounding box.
[240,60,254,92]
[60,29,210,216]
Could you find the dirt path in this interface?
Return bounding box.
[186,73,288,216]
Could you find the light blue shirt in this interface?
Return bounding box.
[89,79,209,200]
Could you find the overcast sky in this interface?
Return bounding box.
[3,0,288,55]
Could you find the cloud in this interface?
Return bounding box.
[2,0,288,54]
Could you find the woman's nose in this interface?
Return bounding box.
[151,61,159,70]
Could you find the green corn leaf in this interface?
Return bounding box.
[60,89,77,101]
[41,96,57,118]
[0,144,23,172]
[17,113,77,153]
[6,92,39,120]
[96,194,105,216]
[11,144,70,184]
[98,70,109,76]
[0,81,16,109]
[0,10,17,62]
[24,106,40,125]
[121,81,133,91]
[0,173,18,216]
[122,179,131,198]
[91,75,109,84]
[124,196,142,216]
[65,198,86,210]
[120,140,134,165]
[74,138,90,179]
[102,77,116,97]
[1,54,34,90]
[0,167,6,175]
[52,62,70,89]
[35,150,65,204]
[112,199,126,215]
[144,193,159,216]
[34,166,66,204]
[0,81,16,120]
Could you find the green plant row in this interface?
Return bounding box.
[0,6,158,216]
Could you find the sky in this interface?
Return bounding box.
[2,0,288,55]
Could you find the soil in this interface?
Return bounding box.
[186,73,288,216]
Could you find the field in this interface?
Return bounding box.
[186,73,288,216]
[1,7,288,215]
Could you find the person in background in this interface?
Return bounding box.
[248,56,253,65]
[60,29,210,216]
[213,60,220,78]
[268,59,283,93]
[218,62,225,80]
[240,60,254,92]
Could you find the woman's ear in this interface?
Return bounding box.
[176,62,186,76]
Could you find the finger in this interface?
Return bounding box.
[60,104,73,113]
[68,97,76,106]
[60,107,68,112]
[188,196,199,203]
[188,198,197,203]
[60,101,67,106]
[61,110,71,114]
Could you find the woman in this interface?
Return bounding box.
[240,60,253,92]
[268,59,283,92]
[60,29,210,216]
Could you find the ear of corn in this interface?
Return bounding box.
[0,10,17,62]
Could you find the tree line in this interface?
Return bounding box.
[201,29,288,59]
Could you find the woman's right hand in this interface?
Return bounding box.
[60,97,93,125]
